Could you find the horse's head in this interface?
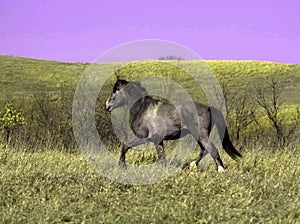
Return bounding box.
[105,79,128,112]
[105,79,148,112]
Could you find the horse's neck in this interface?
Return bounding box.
[129,96,154,118]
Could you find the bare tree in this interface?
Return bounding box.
[233,90,257,143]
[255,77,297,148]
[221,81,257,146]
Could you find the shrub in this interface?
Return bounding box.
[0,103,26,145]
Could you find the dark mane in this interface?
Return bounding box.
[130,96,159,118]
[127,82,159,118]
[113,79,159,118]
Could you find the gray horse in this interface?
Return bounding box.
[105,79,241,172]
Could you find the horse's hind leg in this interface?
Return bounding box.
[195,143,208,168]
[190,133,210,169]
[199,138,225,172]
[184,111,225,172]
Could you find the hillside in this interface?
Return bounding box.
[0,55,299,150]
[0,55,299,105]
[0,55,86,97]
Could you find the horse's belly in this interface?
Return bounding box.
[164,128,189,140]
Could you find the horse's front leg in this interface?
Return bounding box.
[154,141,167,167]
[119,136,148,168]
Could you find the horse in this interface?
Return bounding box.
[105,79,241,172]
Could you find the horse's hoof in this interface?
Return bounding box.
[217,166,226,173]
[189,161,197,169]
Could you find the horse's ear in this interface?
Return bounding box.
[114,70,121,80]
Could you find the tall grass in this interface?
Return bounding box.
[0,145,299,223]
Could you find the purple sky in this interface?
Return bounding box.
[1,0,300,63]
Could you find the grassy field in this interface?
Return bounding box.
[0,145,299,223]
[0,55,299,223]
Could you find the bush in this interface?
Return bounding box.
[0,103,26,145]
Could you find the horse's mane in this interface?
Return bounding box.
[131,96,158,115]
[127,82,159,118]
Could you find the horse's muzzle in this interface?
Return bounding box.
[105,104,112,112]
[104,105,111,112]
[105,98,112,112]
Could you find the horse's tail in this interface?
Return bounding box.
[209,107,242,160]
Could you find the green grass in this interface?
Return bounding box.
[0,145,299,223]
[0,55,85,97]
